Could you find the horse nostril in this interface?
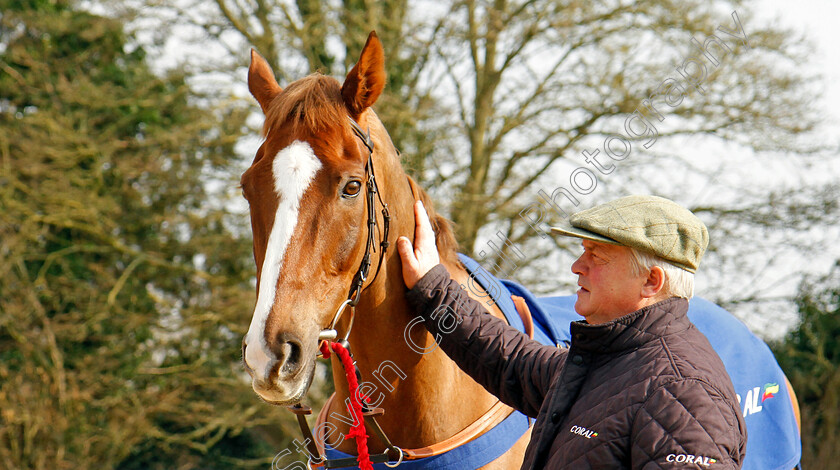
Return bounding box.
[280,341,302,375]
[270,333,303,377]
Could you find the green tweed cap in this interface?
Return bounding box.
[550,195,709,273]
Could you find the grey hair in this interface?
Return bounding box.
[628,248,695,299]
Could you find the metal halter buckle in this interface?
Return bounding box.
[384,447,405,468]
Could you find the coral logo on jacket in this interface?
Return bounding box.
[737,382,779,417]
[665,454,717,466]
[762,383,780,402]
[569,425,598,439]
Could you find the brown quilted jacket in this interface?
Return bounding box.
[406,265,747,469]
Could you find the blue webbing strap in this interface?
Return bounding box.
[456,254,523,332]
[324,409,530,469]
[457,254,563,347]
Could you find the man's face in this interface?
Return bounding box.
[571,240,648,324]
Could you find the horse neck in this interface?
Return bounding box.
[328,157,500,450]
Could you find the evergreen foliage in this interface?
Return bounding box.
[772,265,840,468]
[0,1,290,468]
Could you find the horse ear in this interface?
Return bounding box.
[342,31,386,118]
[248,49,282,114]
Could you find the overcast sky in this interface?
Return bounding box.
[758,0,840,137]
[727,1,840,336]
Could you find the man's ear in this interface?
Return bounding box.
[641,266,666,299]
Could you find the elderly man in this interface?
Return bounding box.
[397,195,747,469]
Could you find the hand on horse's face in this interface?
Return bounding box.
[398,200,441,289]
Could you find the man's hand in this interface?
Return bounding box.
[397,200,441,289]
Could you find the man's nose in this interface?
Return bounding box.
[571,255,585,275]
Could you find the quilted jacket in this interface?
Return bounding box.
[406,265,747,469]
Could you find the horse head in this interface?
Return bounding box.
[240,32,396,405]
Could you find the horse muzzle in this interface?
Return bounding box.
[242,335,315,405]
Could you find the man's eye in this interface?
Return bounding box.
[342,180,362,198]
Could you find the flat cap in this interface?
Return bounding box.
[550,195,709,273]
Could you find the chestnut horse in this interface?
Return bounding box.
[241,32,530,468]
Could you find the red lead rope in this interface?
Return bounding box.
[319,341,373,470]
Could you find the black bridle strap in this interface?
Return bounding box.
[346,117,390,307]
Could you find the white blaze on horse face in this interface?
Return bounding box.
[245,140,321,381]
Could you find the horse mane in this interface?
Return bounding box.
[262,73,345,137]
[406,175,460,268]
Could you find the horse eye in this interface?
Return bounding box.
[342,180,363,198]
